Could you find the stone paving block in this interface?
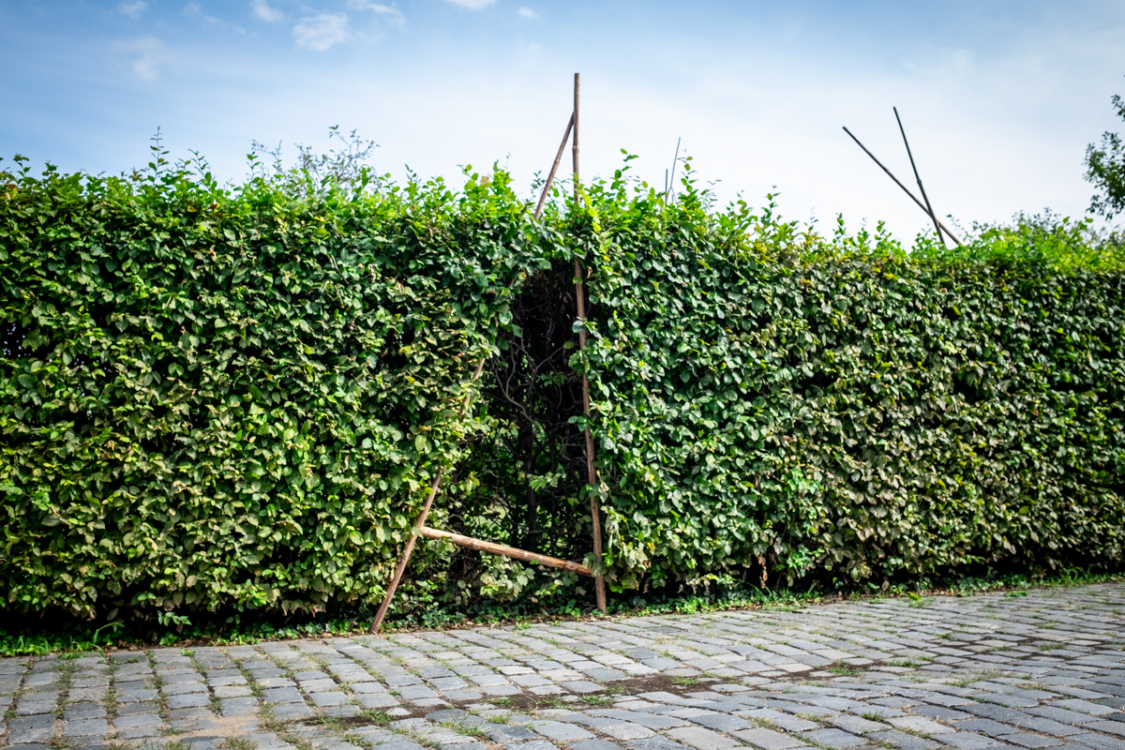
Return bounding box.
[956,718,1018,735]
[832,715,890,733]
[1002,734,1063,748]
[604,711,689,730]
[1027,707,1101,726]
[62,718,107,737]
[15,700,57,716]
[377,742,428,750]
[357,692,401,708]
[888,715,958,734]
[272,703,315,721]
[168,692,211,709]
[7,715,57,745]
[353,681,390,694]
[1066,732,1125,750]
[689,712,753,732]
[571,742,626,750]
[940,732,1009,749]
[486,725,540,742]
[117,701,162,715]
[961,704,1029,723]
[264,687,306,704]
[113,713,164,730]
[117,688,159,703]
[530,721,596,740]
[443,689,486,702]
[731,727,807,749]
[866,730,942,750]
[797,729,866,749]
[738,708,818,732]
[664,726,742,750]
[912,705,973,721]
[1084,720,1125,737]
[221,697,261,716]
[1053,700,1115,717]
[64,703,106,720]
[398,685,441,700]
[310,691,350,707]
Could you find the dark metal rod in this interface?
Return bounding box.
[667,137,681,200]
[534,113,574,220]
[893,107,947,248]
[842,126,962,247]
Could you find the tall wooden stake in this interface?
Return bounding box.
[370,359,486,632]
[571,72,608,614]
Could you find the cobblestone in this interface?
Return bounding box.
[3,584,1125,750]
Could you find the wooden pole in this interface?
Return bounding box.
[571,72,608,614]
[842,126,962,247]
[370,358,487,632]
[535,113,574,220]
[419,527,593,576]
[893,106,947,248]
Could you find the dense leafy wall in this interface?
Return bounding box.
[0,160,544,619]
[2,154,1123,625]
[579,188,1125,590]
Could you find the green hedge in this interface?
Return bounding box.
[0,159,543,619]
[581,196,1125,589]
[2,153,1123,625]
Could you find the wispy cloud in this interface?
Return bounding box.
[118,35,170,80]
[250,0,284,23]
[118,1,147,19]
[444,0,497,9]
[293,13,351,51]
[347,0,405,25]
[517,7,537,19]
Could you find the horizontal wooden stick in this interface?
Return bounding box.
[420,526,593,577]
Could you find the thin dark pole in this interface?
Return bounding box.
[893,107,946,248]
[571,72,607,615]
[842,126,962,247]
[534,113,574,220]
[667,137,681,200]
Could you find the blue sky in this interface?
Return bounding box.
[3,0,1124,241]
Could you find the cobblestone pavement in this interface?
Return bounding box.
[3,584,1124,750]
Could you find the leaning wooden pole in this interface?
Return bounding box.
[369,359,486,632]
[571,72,608,614]
[419,527,594,576]
[535,113,574,220]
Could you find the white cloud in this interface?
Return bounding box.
[347,0,404,24]
[293,13,351,51]
[517,7,537,18]
[251,0,284,23]
[118,1,147,19]
[119,35,170,80]
[185,3,247,33]
[444,0,497,9]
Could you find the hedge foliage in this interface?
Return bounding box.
[0,156,546,620]
[2,151,1124,624]
[580,180,1125,590]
